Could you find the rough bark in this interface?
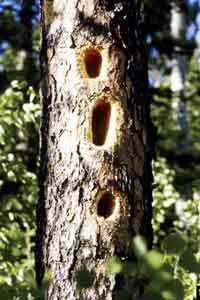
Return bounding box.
[36,0,154,299]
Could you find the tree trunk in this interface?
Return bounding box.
[170,0,192,236]
[36,0,154,299]
[170,0,189,150]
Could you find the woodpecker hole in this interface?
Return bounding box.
[84,48,102,78]
[97,192,115,219]
[92,100,111,146]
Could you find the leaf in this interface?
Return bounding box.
[162,279,184,300]
[35,286,45,300]
[24,269,36,289]
[144,250,163,270]
[132,235,147,258]
[162,233,187,254]
[122,261,137,276]
[115,288,133,300]
[146,278,184,300]
[180,248,200,273]
[154,271,172,287]
[76,266,95,290]
[106,256,123,274]
[43,268,52,287]
[143,289,164,300]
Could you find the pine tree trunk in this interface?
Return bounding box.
[36,0,154,299]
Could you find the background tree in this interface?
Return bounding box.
[148,0,200,298]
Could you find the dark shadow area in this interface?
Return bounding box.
[84,48,102,78]
[92,100,111,146]
[97,191,115,218]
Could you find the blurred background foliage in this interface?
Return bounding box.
[0,1,39,299]
[0,0,200,299]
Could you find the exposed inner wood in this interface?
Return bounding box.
[84,48,102,78]
[92,100,111,146]
[97,191,115,218]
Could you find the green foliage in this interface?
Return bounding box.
[104,233,199,300]
[132,235,147,258]
[152,157,200,300]
[76,266,95,290]
[1,1,200,300]
[0,80,39,299]
[0,1,40,298]
[93,155,200,300]
[106,256,123,274]
[152,157,179,244]
[35,268,52,300]
[162,233,187,254]
[103,236,184,300]
[76,266,96,300]
[75,231,199,300]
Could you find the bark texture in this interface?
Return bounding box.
[36,0,154,299]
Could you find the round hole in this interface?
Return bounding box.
[84,48,102,78]
[92,100,111,146]
[97,192,115,219]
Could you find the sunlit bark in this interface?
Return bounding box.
[36,1,154,299]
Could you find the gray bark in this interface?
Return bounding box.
[36,0,154,299]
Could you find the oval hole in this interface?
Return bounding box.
[84,48,102,78]
[97,192,115,219]
[92,100,111,146]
